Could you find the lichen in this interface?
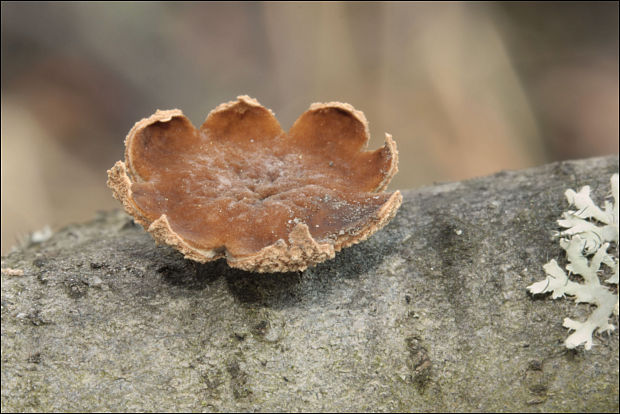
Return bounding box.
[527,174,619,350]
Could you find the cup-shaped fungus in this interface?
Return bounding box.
[107,96,402,272]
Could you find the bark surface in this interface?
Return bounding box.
[2,155,618,412]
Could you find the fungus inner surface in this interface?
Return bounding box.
[128,105,394,256]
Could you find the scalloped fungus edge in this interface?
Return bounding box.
[107,95,402,272]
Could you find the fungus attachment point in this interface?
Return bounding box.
[107,96,402,272]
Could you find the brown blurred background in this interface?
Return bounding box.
[1,2,618,254]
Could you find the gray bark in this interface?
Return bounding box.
[2,155,618,412]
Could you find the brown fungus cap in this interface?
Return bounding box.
[107,95,402,272]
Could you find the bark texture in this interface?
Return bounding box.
[2,155,618,412]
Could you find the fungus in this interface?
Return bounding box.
[107,95,402,272]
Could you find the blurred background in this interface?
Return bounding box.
[1,2,618,254]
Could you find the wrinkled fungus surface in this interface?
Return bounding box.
[107,95,402,272]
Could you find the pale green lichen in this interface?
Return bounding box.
[528,174,619,350]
